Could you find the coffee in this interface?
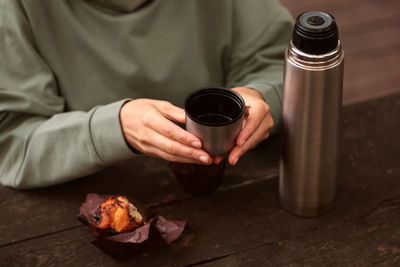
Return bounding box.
[196,113,233,124]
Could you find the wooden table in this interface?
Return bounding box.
[1,93,399,266]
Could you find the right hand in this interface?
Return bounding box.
[120,99,212,165]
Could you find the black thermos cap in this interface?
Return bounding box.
[292,11,339,54]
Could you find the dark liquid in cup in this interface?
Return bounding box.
[196,113,233,124]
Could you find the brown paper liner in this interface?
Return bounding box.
[78,193,186,259]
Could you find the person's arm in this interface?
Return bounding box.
[0,1,135,189]
[0,1,212,189]
[224,0,293,165]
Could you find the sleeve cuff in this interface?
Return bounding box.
[90,99,136,165]
[244,83,282,134]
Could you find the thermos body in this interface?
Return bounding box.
[279,11,344,217]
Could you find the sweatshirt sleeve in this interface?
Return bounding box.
[226,0,293,133]
[0,1,135,189]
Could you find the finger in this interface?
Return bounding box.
[157,101,186,124]
[142,111,203,149]
[143,130,212,165]
[229,125,271,165]
[143,144,209,164]
[235,108,263,146]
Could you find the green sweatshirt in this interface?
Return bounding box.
[0,0,293,189]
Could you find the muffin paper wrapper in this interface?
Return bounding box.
[78,193,186,259]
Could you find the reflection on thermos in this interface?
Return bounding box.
[280,11,344,217]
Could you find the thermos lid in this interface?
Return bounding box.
[293,11,339,54]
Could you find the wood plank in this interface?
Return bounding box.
[342,25,400,56]
[337,1,400,37]
[1,94,399,266]
[200,205,400,266]
[344,51,400,105]
[346,46,400,78]
[344,70,400,105]
[346,43,400,68]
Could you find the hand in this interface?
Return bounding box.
[226,87,274,165]
[120,99,212,165]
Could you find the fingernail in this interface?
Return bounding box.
[191,141,201,148]
[232,157,239,165]
[238,139,246,146]
[199,156,208,164]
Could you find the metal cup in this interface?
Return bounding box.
[185,87,245,156]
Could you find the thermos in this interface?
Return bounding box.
[279,11,344,217]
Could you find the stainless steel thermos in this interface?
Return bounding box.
[279,11,344,217]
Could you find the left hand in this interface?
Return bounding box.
[221,87,274,165]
